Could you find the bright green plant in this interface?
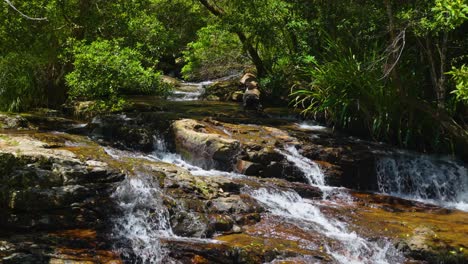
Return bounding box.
[448,64,468,103]
[290,45,395,139]
[431,0,468,30]
[0,52,45,111]
[65,39,169,109]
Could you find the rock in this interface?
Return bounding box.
[87,113,172,152]
[161,75,181,86]
[202,80,240,102]
[171,211,209,238]
[0,114,32,130]
[242,86,261,111]
[205,94,221,101]
[208,214,234,232]
[231,91,244,102]
[0,132,124,263]
[172,119,241,170]
[235,160,262,175]
[232,225,242,233]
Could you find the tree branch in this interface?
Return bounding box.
[3,0,47,21]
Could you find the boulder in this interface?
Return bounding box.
[0,114,32,130]
[0,132,124,263]
[172,119,241,170]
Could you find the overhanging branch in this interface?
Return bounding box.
[3,0,47,21]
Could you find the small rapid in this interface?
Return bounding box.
[112,173,173,263]
[248,188,404,264]
[265,145,403,263]
[376,153,468,211]
[167,81,211,101]
[107,126,464,263]
[167,74,240,102]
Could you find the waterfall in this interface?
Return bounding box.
[277,145,326,186]
[148,134,243,178]
[167,74,240,101]
[112,173,173,263]
[376,153,468,211]
[109,133,405,263]
[265,145,404,263]
[248,188,404,264]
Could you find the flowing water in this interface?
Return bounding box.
[167,81,211,101]
[112,173,173,263]
[167,74,240,101]
[248,188,404,264]
[277,145,326,186]
[107,82,467,263]
[376,152,468,211]
[110,131,406,263]
[263,145,403,263]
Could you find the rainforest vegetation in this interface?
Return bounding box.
[1,0,467,158]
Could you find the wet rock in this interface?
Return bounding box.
[208,214,234,232]
[173,119,241,170]
[0,114,32,130]
[2,252,47,264]
[235,160,262,175]
[0,133,124,263]
[171,211,209,238]
[202,79,241,102]
[231,91,244,102]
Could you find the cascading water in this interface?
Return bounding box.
[248,188,404,264]
[265,145,404,263]
[148,134,244,178]
[168,81,210,101]
[112,173,173,263]
[167,74,240,101]
[277,145,351,201]
[277,145,325,186]
[376,153,468,211]
[109,133,405,263]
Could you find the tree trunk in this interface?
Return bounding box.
[384,0,404,96]
[198,0,267,77]
[436,31,448,109]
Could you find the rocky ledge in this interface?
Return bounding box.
[1,113,467,263]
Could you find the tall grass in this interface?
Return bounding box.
[290,40,464,155]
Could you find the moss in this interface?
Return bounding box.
[216,233,330,263]
[193,179,214,198]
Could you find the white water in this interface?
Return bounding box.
[265,145,403,263]
[112,173,173,263]
[296,120,331,133]
[107,134,405,263]
[376,154,468,211]
[277,145,326,186]
[107,138,238,263]
[168,74,240,101]
[148,134,244,178]
[249,188,404,264]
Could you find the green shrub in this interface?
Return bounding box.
[448,64,468,104]
[0,52,45,112]
[65,39,170,109]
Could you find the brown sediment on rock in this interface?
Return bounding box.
[341,192,468,262]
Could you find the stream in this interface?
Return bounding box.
[105,84,467,263]
[0,79,467,263]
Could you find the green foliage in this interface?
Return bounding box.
[432,0,468,30]
[291,42,397,139]
[0,0,205,111]
[182,25,248,80]
[448,65,468,103]
[65,39,169,109]
[0,53,45,111]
